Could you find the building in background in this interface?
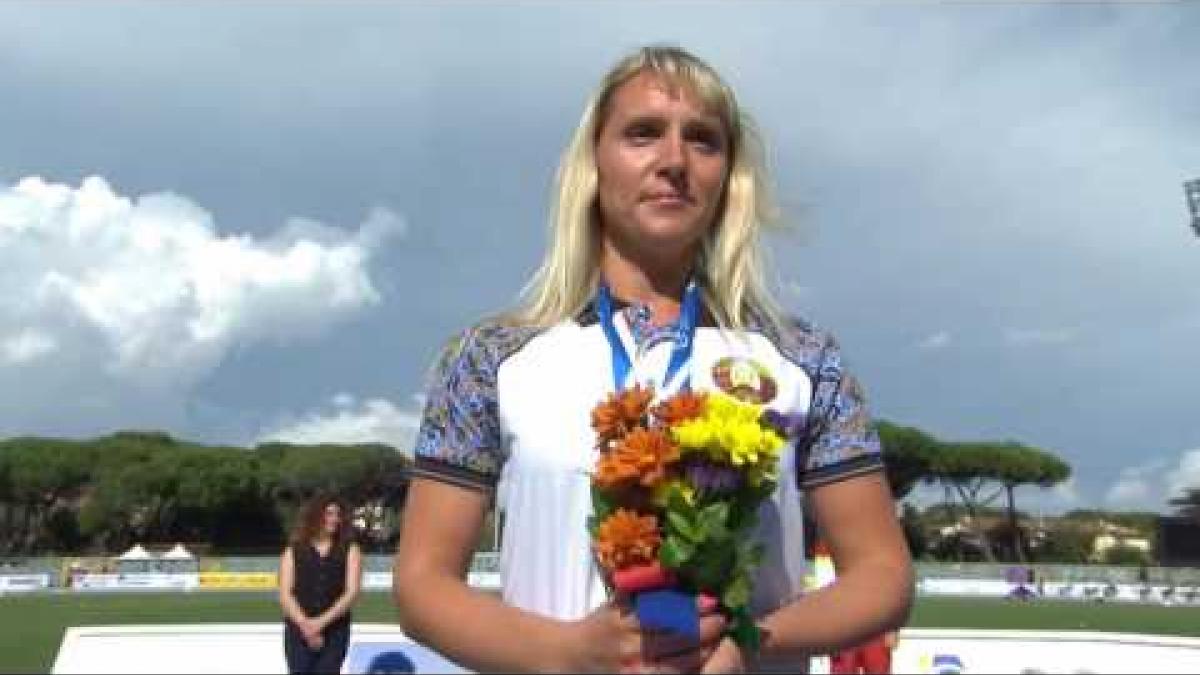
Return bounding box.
[1091,526,1152,562]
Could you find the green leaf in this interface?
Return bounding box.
[728,496,761,532]
[736,540,765,569]
[698,502,731,542]
[667,511,702,543]
[659,535,697,569]
[722,574,751,609]
[665,483,697,516]
[728,607,762,652]
[700,502,729,525]
[590,485,616,522]
[748,545,764,567]
[693,544,735,589]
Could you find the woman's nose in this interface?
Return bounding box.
[656,133,687,184]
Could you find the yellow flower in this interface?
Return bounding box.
[670,393,784,485]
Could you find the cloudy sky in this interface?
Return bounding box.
[1,2,1197,514]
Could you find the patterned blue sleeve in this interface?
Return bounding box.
[794,328,884,489]
[410,326,507,492]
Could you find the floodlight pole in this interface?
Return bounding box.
[1186,178,1200,236]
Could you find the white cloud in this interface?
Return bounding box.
[1103,455,1199,509]
[1003,327,1079,347]
[256,394,422,456]
[1166,449,1200,500]
[0,4,1196,505]
[917,330,951,351]
[1052,478,1081,507]
[1,328,57,365]
[0,175,402,433]
[1105,471,1153,506]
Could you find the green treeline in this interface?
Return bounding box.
[0,431,409,555]
[7,420,1161,565]
[878,420,1080,563]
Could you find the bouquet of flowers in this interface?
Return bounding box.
[587,384,788,650]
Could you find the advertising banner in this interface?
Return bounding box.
[893,629,1200,674]
[919,577,1198,604]
[362,571,498,591]
[362,573,391,590]
[197,573,278,590]
[72,573,200,591]
[466,571,500,591]
[342,634,468,674]
[54,624,1200,674]
[0,573,51,592]
[53,624,465,674]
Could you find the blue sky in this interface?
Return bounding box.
[1,2,1197,514]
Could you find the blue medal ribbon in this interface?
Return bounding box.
[594,279,703,637]
[595,279,701,394]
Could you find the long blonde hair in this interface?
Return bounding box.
[513,45,791,336]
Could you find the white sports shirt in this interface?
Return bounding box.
[411,297,883,628]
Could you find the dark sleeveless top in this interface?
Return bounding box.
[288,541,351,631]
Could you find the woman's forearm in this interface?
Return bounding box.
[756,556,913,663]
[394,569,574,673]
[279,591,312,626]
[315,590,359,629]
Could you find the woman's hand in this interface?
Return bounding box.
[638,595,727,674]
[561,599,642,673]
[699,637,748,673]
[299,617,325,650]
[565,595,727,673]
[635,615,728,674]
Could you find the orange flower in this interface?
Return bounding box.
[591,384,654,449]
[652,390,708,427]
[594,508,661,572]
[594,450,641,488]
[619,384,654,421]
[594,427,680,490]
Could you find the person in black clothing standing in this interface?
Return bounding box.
[279,494,363,674]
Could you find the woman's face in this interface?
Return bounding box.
[594,72,730,260]
[321,504,342,536]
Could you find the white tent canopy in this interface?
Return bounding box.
[162,543,195,560]
[117,544,154,560]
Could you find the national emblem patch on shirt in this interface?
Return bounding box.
[711,356,777,404]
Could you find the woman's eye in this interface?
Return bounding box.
[625,124,658,143]
[689,130,723,153]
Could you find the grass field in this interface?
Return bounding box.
[2,592,1198,673]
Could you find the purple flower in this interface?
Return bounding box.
[760,409,806,440]
[684,459,742,496]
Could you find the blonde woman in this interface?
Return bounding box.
[394,45,912,673]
